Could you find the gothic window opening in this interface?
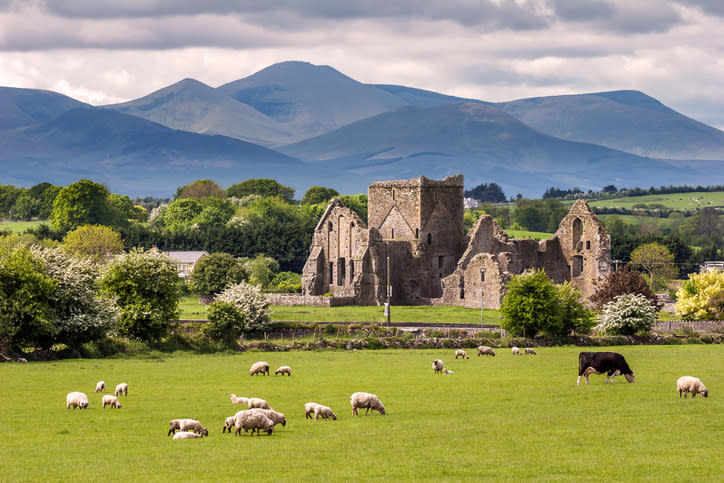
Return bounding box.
[338,258,346,285]
[572,255,583,277]
[328,262,334,285]
[349,260,355,282]
[427,233,432,245]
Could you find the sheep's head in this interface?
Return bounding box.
[701,387,709,398]
[331,413,337,420]
[202,427,209,436]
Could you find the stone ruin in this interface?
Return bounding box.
[301,175,610,307]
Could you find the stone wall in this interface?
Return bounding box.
[652,320,724,333]
[266,294,357,307]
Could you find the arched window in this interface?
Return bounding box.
[427,233,432,245]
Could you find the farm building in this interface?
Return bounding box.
[166,251,208,278]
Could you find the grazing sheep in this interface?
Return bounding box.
[677,376,709,398]
[432,359,444,374]
[274,365,292,376]
[443,369,454,375]
[102,395,122,409]
[455,350,469,359]
[310,404,337,421]
[95,381,105,393]
[114,383,128,396]
[511,347,522,356]
[305,402,321,419]
[173,431,204,440]
[223,416,236,433]
[233,410,274,436]
[249,361,270,376]
[524,348,537,355]
[168,419,209,436]
[350,392,386,416]
[229,394,248,405]
[250,408,286,427]
[15,357,27,363]
[247,397,271,409]
[477,346,496,357]
[66,392,89,409]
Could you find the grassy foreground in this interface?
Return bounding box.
[1,345,721,481]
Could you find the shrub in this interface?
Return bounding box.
[203,301,245,343]
[594,294,657,335]
[215,281,271,332]
[675,270,724,320]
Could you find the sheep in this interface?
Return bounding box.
[95,381,106,393]
[114,383,128,396]
[274,365,292,376]
[511,347,522,356]
[249,361,270,376]
[168,419,209,436]
[247,397,271,410]
[525,348,537,355]
[102,395,122,409]
[250,408,286,427]
[229,394,248,405]
[455,350,469,359]
[305,403,336,421]
[173,431,204,440]
[477,346,495,357]
[443,369,454,375]
[350,392,385,416]
[233,410,274,436]
[223,416,236,433]
[432,359,444,374]
[677,376,709,398]
[305,402,321,419]
[66,392,89,409]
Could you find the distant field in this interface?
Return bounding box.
[588,191,724,210]
[0,220,46,233]
[505,229,552,240]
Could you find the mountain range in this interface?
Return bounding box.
[1,61,722,198]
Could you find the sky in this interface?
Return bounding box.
[1,0,723,129]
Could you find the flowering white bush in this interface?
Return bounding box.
[594,293,657,335]
[215,281,271,332]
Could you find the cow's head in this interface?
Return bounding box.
[624,372,635,383]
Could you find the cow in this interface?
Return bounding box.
[577,352,634,385]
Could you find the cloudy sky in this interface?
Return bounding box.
[1,0,723,129]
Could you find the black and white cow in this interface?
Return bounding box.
[577,352,635,385]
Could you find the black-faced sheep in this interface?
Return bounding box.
[223,416,236,433]
[234,410,274,436]
[677,376,708,398]
[250,408,286,427]
[511,347,522,356]
[168,419,209,436]
[477,346,495,357]
[350,392,385,416]
[432,359,444,374]
[114,383,128,396]
[102,395,122,408]
[455,350,469,359]
[525,348,537,355]
[173,431,204,440]
[274,365,291,376]
[249,361,270,376]
[95,381,105,393]
[66,392,89,409]
[305,402,321,419]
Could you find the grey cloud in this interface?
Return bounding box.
[674,0,724,16]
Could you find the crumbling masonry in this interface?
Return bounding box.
[301,175,610,307]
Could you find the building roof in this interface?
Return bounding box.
[166,251,208,264]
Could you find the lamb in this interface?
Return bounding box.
[477,346,496,357]
[66,392,89,409]
[223,416,237,433]
[676,376,709,398]
[102,395,122,408]
[432,359,444,374]
[250,408,286,427]
[511,347,522,356]
[233,410,274,436]
[305,403,336,421]
[114,383,128,396]
[350,392,386,416]
[305,402,321,419]
[249,361,270,376]
[168,419,209,436]
[229,394,248,405]
[173,431,204,440]
[274,365,292,376]
[443,369,454,375]
[247,397,271,409]
[455,350,469,359]
[525,348,537,355]
[95,381,105,393]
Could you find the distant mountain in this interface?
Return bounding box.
[497,91,724,160]
[280,102,709,196]
[105,78,294,147]
[0,87,90,130]
[0,107,332,197]
[373,84,488,108]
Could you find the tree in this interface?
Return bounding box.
[62,225,123,263]
[675,270,724,320]
[242,254,279,288]
[51,179,114,232]
[158,198,203,228]
[500,270,561,337]
[177,180,226,200]
[203,301,245,343]
[630,242,678,290]
[227,179,295,203]
[11,182,61,220]
[0,184,24,219]
[590,266,660,310]
[301,186,339,205]
[464,182,506,203]
[99,248,180,343]
[555,282,595,335]
[215,281,271,332]
[594,294,657,335]
[602,184,618,193]
[189,252,248,299]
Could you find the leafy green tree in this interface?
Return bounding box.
[189,252,248,298]
[11,183,61,220]
[594,294,657,335]
[51,180,114,232]
[630,242,678,290]
[500,270,561,337]
[0,184,24,219]
[301,186,339,205]
[511,199,568,232]
[177,180,226,199]
[675,270,724,320]
[339,194,368,224]
[193,198,236,228]
[270,271,302,293]
[242,254,279,288]
[203,301,245,343]
[215,281,271,332]
[159,198,203,228]
[62,225,123,263]
[590,266,659,310]
[555,282,595,335]
[227,179,295,203]
[464,182,506,203]
[99,248,180,343]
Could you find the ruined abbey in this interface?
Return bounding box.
[301,175,611,308]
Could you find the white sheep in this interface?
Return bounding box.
[477,346,496,357]
[247,397,271,409]
[350,392,386,416]
[443,369,454,375]
[114,383,128,396]
[66,391,89,409]
[95,381,106,393]
[173,431,204,440]
[309,404,336,421]
[512,347,522,356]
[677,376,709,398]
[102,395,122,408]
[223,416,236,433]
[250,408,286,427]
[454,350,469,359]
[274,365,292,376]
[305,402,321,419]
[168,419,209,436]
[229,394,248,405]
[525,348,537,355]
[233,410,274,436]
[249,361,270,376]
[432,359,444,374]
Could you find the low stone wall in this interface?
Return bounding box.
[652,320,724,333]
[265,294,357,307]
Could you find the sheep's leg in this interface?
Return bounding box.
[365,407,370,415]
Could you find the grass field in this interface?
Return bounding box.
[1,346,721,480]
[587,191,724,210]
[505,229,552,240]
[0,220,46,233]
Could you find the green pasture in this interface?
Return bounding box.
[1,346,721,481]
[505,229,552,240]
[588,191,724,210]
[0,220,46,234]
